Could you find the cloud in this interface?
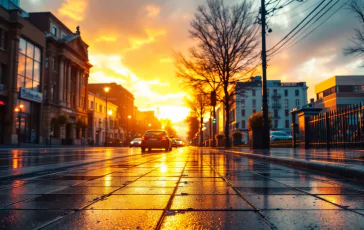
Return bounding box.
[145,4,160,17]
[128,28,167,50]
[58,0,87,21]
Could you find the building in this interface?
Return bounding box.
[315,75,364,111]
[88,92,118,146]
[0,0,46,144]
[88,83,134,141]
[28,12,92,145]
[134,110,162,137]
[230,76,308,140]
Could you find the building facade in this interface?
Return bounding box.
[28,12,92,145]
[315,75,364,111]
[229,76,308,140]
[88,92,118,146]
[0,1,46,144]
[88,83,134,142]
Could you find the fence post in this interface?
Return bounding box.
[342,107,347,149]
[325,111,330,149]
[296,108,322,149]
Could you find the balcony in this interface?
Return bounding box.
[271,94,281,99]
[271,104,281,109]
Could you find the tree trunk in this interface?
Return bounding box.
[200,116,204,147]
[224,86,231,148]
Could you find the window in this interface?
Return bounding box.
[295,99,300,107]
[273,99,278,106]
[241,99,245,108]
[0,64,5,84]
[295,89,299,96]
[16,38,41,92]
[90,101,94,109]
[285,99,288,108]
[252,99,256,108]
[317,92,323,100]
[252,89,256,96]
[0,28,5,50]
[285,120,289,129]
[274,120,278,128]
[274,109,278,118]
[51,84,56,101]
[285,109,289,117]
[252,109,256,114]
[241,109,245,117]
[242,120,246,129]
[99,104,103,112]
[284,89,288,97]
[273,89,277,96]
[45,57,49,69]
[51,25,57,36]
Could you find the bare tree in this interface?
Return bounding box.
[176,0,259,148]
[185,92,210,147]
[345,0,364,65]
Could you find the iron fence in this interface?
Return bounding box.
[308,104,364,149]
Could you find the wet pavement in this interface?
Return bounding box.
[227,148,364,165]
[0,147,363,229]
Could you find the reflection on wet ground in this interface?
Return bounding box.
[0,147,363,229]
[232,148,364,165]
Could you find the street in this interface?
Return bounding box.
[0,147,363,229]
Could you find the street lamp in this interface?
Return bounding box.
[127,115,131,143]
[148,123,151,127]
[14,104,24,147]
[104,87,109,147]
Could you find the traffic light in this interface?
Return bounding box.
[212,119,216,124]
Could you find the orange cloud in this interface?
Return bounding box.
[145,5,160,17]
[128,28,167,50]
[58,0,87,21]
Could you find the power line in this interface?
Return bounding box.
[268,0,336,56]
[280,0,350,54]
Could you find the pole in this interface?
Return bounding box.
[105,93,108,147]
[213,105,216,147]
[261,0,270,149]
[18,109,21,147]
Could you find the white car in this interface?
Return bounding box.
[129,138,142,147]
[270,131,292,142]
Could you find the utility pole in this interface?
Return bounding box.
[260,0,270,149]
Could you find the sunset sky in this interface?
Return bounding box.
[21,0,362,135]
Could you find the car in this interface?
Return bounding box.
[270,131,292,142]
[172,138,184,148]
[141,129,172,152]
[129,138,142,147]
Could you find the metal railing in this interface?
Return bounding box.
[307,103,364,149]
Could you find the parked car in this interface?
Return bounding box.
[270,131,292,142]
[172,138,184,148]
[141,129,172,152]
[129,138,142,147]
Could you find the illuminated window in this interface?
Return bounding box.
[17,38,41,92]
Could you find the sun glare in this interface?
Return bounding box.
[158,106,190,122]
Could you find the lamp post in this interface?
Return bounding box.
[127,115,131,143]
[108,110,112,141]
[14,104,24,147]
[98,119,102,146]
[104,87,109,146]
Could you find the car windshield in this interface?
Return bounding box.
[145,131,166,137]
[271,132,287,136]
[132,138,141,141]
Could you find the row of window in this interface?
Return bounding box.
[241,109,291,117]
[241,99,300,108]
[238,120,290,129]
[250,89,301,97]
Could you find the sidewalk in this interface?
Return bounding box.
[212,148,364,179]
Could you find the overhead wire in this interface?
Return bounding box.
[267,0,336,57]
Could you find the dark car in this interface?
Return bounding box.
[129,138,142,147]
[141,130,172,152]
[172,138,184,148]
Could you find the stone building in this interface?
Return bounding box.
[0,0,46,144]
[28,12,92,145]
[88,92,118,146]
[88,83,134,142]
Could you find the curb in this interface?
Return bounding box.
[224,150,364,179]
